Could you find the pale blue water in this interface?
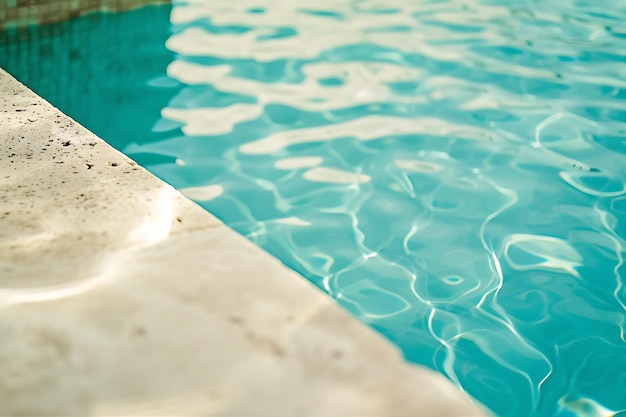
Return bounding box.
[2,1,626,416]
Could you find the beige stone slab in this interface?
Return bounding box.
[0,69,488,416]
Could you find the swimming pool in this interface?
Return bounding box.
[1,1,625,416]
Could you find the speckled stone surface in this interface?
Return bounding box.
[0,69,487,416]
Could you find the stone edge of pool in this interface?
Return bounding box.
[0,69,489,416]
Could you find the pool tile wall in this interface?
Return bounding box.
[0,0,169,29]
[0,3,172,150]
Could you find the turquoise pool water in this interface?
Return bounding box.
[2,1,626,415]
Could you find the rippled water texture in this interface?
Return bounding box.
[2,1,626,416]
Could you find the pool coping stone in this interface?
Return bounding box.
[0,68,488,417]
